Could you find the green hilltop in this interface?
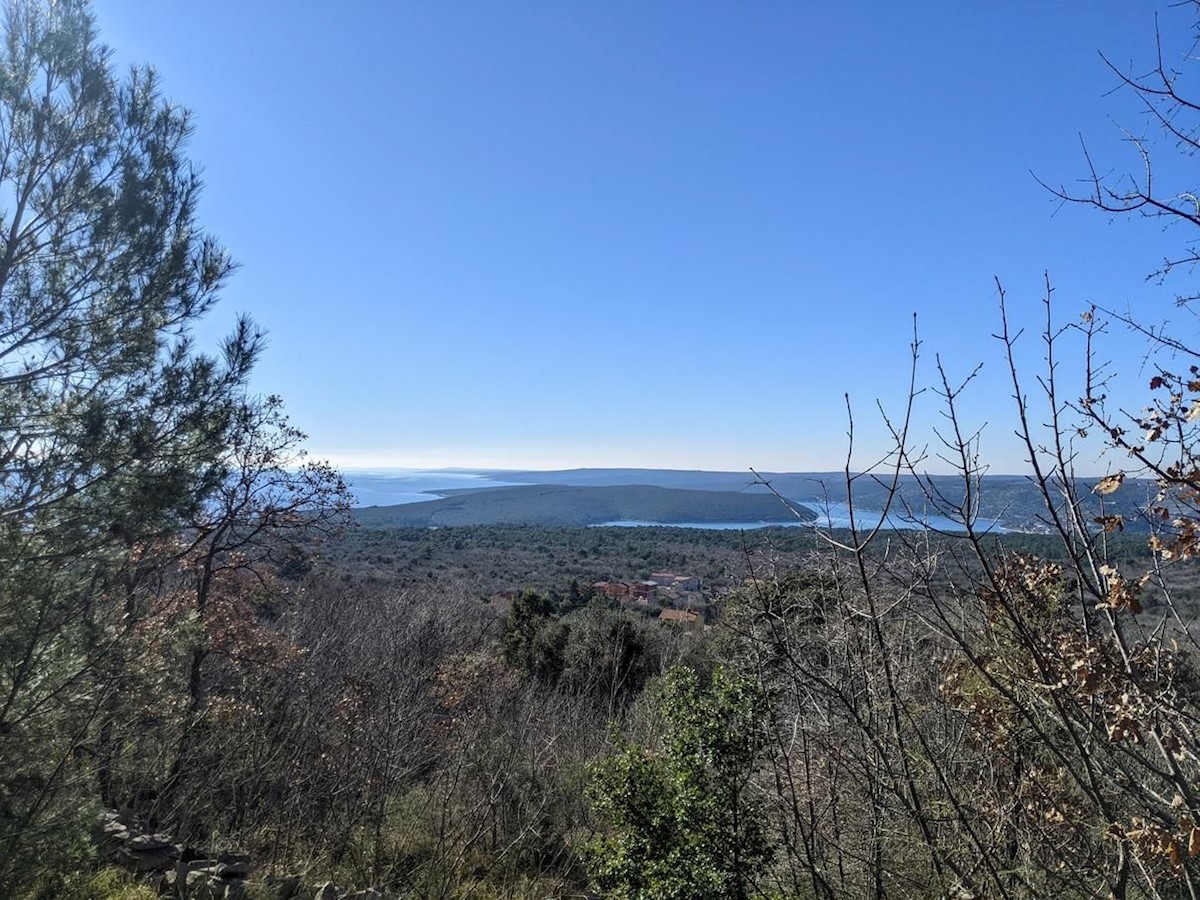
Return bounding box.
[352,483,816,528]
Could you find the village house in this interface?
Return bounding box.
[658,608,701,626]
[592,580,631,599]
[594,580,657,602]
[649,572,702,592]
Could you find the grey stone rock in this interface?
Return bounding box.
[130,834,173,849]
[186,868,211,886]
[93,807,258,894]
[100,818,130,838]
[117,843,178,873]
[216,857,252,878]
[114,807,139,827]
[260,874,302,899]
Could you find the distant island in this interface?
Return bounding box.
[352,483,815,528]
[345,467,1161,533]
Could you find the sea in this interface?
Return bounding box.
[598,502,1003,533]
[342,469,525,507]
[342,470,1005,533]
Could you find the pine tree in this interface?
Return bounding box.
[0,1,347,888]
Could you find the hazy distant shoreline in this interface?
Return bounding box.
[342,469,1018,532]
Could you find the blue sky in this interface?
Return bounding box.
[91,1,1199,474]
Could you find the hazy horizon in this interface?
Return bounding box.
[328,460,1063,481]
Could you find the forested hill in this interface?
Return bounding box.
[348,469,1164,533]
[352,483,816,528]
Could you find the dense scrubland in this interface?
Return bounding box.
[12,1,1200,899]
[329,522,1170,596]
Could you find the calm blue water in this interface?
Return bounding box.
[343,470,1007,533]
[343,470,527,507]
[597,502,1005,533]
[797,501,1006,534]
